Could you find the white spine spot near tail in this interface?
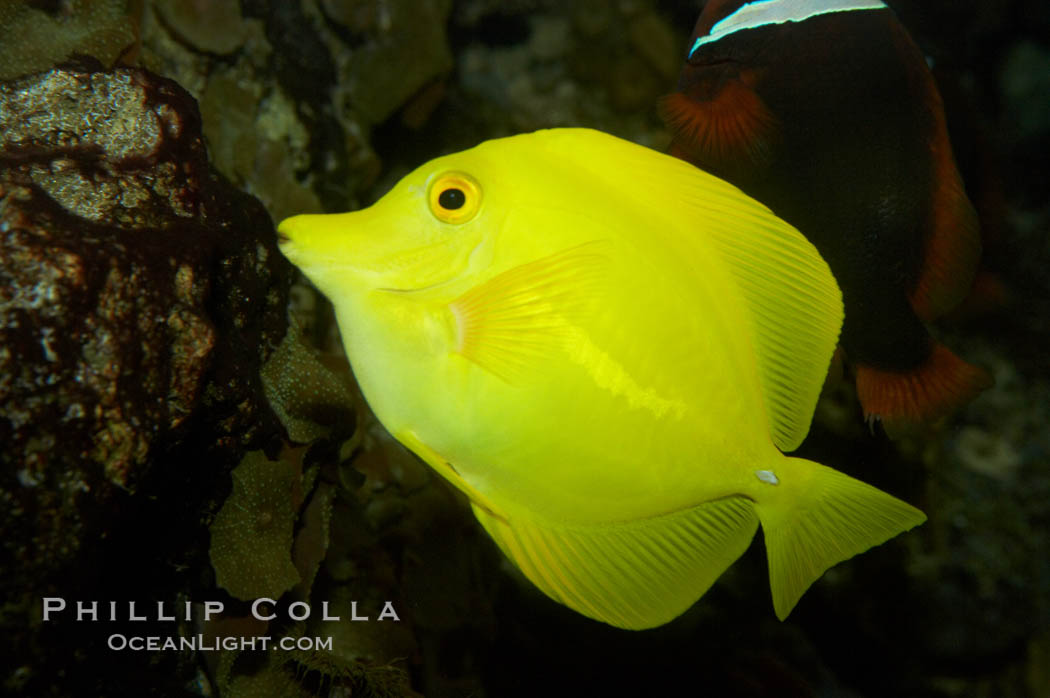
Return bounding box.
[755,469,780,485]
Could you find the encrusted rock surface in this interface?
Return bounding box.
[0,63,290,694]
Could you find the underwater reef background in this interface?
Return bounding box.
[0,0,1048,696]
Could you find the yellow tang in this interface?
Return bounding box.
[277,128,925,629]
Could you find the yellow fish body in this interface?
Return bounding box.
[277,128,925,629]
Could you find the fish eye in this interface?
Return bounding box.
[439,188,465,209]
[428,172,481,224]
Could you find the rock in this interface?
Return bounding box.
[144,0,383,215]
[153,0,251,56]
[331,0,455,126]
[0,63,290,694]
[0,0,136,80]
[198,73,327,225]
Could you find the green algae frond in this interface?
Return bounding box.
[291,482,335,598]
[209,451,301,600]
[0,0,136,80]
[261,329,357,444]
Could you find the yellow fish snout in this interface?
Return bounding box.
[277,211,395,296]
[276,213,351,266]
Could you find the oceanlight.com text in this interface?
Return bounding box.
[107,633,333,652]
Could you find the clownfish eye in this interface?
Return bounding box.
[428,172,481,224]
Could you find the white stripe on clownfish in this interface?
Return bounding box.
[689,0,888,58]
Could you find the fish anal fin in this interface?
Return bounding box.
[909,104,982,322]
[658,77,779,179]
[449,242,607,382]
[756,458,927,620]
[855,342,992,436]
[473,495,759,630]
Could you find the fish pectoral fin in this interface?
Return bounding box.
[448,242,608,382]
[395,430,507,523]
[472,495,759,630]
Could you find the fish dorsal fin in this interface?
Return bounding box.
[700,192,844,450]
[532,129,843,451]
[448,242,607,382]
[908,101,982,322]
[473,495,759,629]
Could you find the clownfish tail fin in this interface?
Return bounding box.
[855,342,992,435]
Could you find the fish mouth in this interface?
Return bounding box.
[275,218,295,246]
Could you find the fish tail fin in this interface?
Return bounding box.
[755,457,926,621]
[855,341,992,435]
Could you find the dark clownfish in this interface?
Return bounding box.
[659,0,991,433]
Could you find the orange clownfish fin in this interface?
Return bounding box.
[855,342,992,435]
[658,79,778,178]
[908,93,983,323]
